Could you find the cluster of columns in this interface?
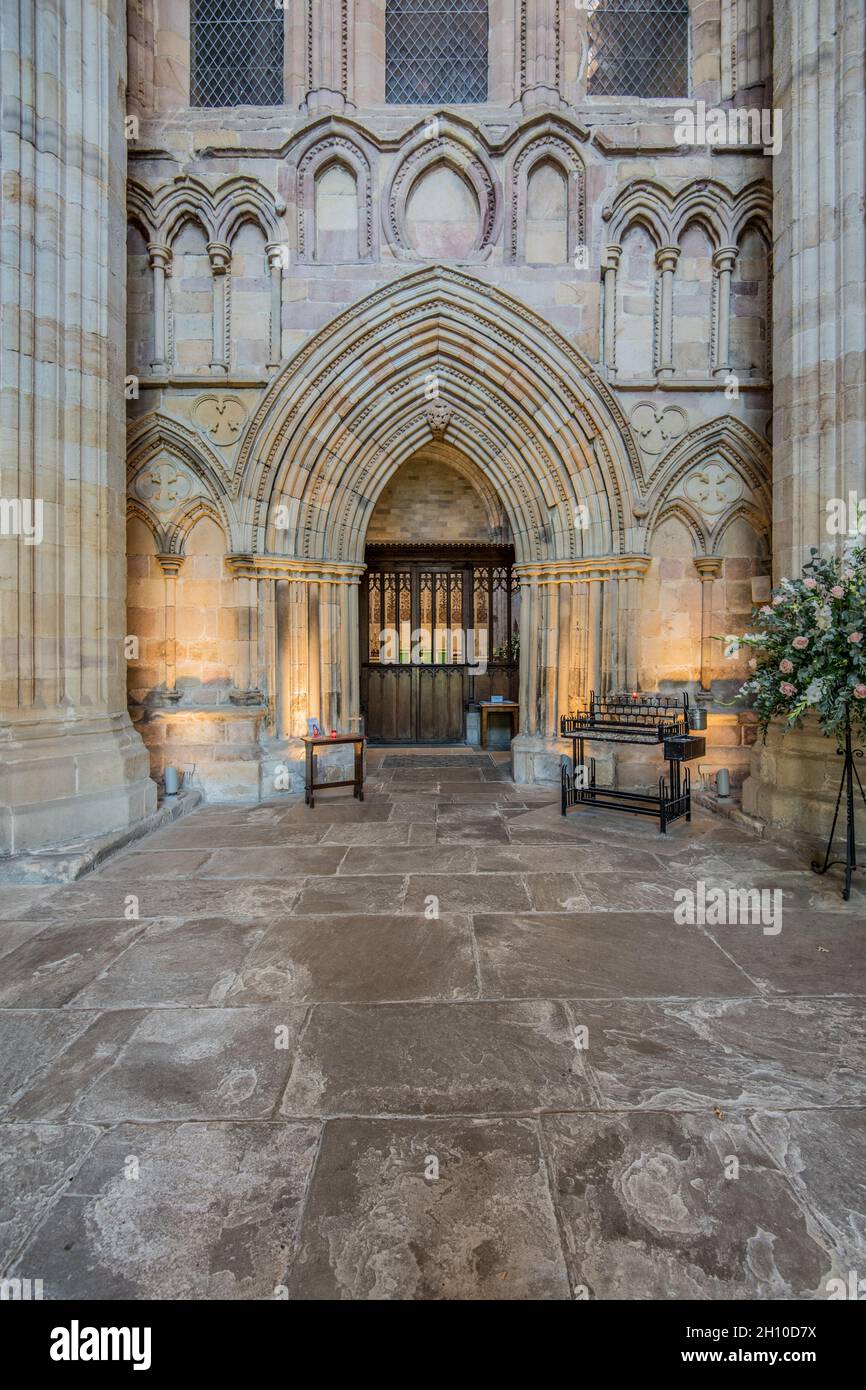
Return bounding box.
[743,0,866,836]
[0,0,155,861]
[514,558,650,741]
[602,242,745,382]
[200,554,654,774]
[146,241,283,378]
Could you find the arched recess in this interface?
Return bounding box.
[382,130,502,261]
[642,416,772,556]
[127,413,239,553]
[167,216,212,373]
[236,265,641,565]
[507,131,586,265]
[295,134,375,263]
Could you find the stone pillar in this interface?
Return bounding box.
[602,245,620,378]
[655,247,679,381]
[305,0,352,113]
[514,0,565,110]
[0,0,155,864]
[226,557,264,706]
[265,242,285,370]
[609,559,650,692]
[147,243,170,374]
[712,247,738,378]
[743,0,866,839]
[207,242,231,376]
[585,577,604,695]
[155,555,184,704]
[694,557,723,693]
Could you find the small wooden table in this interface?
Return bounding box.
[302,733,366,809]
[479,700,519,749]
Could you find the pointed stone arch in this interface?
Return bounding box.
[127,413,239,550]
[237,265,641,566]
[644,416,772,555]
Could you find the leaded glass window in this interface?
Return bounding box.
[190,0,284,108]
[586,0,690,99]
[386,1,489,104]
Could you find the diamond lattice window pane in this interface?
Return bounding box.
[386,1,489,104]
[191,0,284,108]
[587,0,690,99]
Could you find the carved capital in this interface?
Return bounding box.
[694,556,724,582]
[712,245,739,274]
[155,554,185,579]
[147,242,171,272]
[655,245,680,273]
[207,241,232,274]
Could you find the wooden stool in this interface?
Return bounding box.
[301,734,366,809]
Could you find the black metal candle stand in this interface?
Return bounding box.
[560,691,706,833]
[810,714,866,901]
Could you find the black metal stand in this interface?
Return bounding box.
[559,693,705,834]
[810,714,866,900]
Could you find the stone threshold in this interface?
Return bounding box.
[0,789,203,886]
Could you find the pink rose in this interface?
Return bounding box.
[830,585,844,599]
[804,577,817,590]
[780,682,796,697]
[779,658,794,673]
[849,632,863,644]
[772,595,785,606]
[792,636,809,650]
[854,684,866,700]
[760,605,773,617]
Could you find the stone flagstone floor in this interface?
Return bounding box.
[1,747,865,1300]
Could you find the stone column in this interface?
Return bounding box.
[616,564,650,693]
[0,0,155,865]
[602,245,620,378]
[155,555,184,705]
[693,556,723,693]
[265,242,285,370]
[305,0,352,113]
[226,557,264,706]
[207,242,231,376]
[585,576,604,696]
[743,0,866,838]
[147,243,171,374]
[258,578,277,732]
[712,247,738,378]
[655,247,679,381]
[515,0,565,111]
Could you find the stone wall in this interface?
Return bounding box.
[120,0,775,796]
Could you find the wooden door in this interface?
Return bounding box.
[361,545,519,744]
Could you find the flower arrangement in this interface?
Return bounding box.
[726,537,866,742]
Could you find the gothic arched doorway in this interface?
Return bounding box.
[359,446,517,743]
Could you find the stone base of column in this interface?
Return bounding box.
[511,735,615,787]
[132,705,267,804]
[742,717,866,839]
[0,715,157,860]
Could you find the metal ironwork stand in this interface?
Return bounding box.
[560,692,706,833]
[810,713,866,900]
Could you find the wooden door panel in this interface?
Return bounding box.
[361,548,515,743]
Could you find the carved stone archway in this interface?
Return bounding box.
[234,266,647,783]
